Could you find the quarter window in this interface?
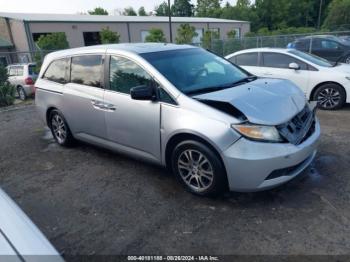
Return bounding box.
[234,53,258,66]
[109,56,153,94]
[43,58,69,84]
[262,53,308,70]
[71,55,103,88]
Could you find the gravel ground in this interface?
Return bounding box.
[1,101,350,258]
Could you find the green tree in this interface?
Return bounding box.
[35,33,69,73]
[123,7,137,16]
[100,27,120,44]
[145,28,166,42]
[138,6,147,16]
[155,1,170,16]
[196,0,222,18]
[201,30,220,49]
[88,7,108,15]
[0,65,15,107]
[175,24,198,44]
[227,29,236,39]
[36,32,69,50]
[323,0,350,30]
[172,0,193,17]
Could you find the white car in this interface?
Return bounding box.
[226,48,350,110]
[0,188,63,261]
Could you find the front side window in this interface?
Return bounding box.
[141,48,248,95]
[262,52,307,70]
[321,40,340,50]
[43,58,69,84]
[109,56,153,94]
[288,49,332,67]
[234,53,258,66]
[71,55,103,88]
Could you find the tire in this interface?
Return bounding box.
[313,83,346,110]
[49,109,75,147]
[171,140,227,196]
[17,86,26,101]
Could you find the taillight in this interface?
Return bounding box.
[25,77,34,85]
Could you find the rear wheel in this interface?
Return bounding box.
[17,86,26,101]
[171,140,227,196]
[49,109,75,147]
[313,83,346,110]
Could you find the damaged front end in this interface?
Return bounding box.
[199,98,317,145]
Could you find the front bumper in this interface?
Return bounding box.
[222,118,320,192]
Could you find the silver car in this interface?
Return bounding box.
[0,188,63,261]
[7,63,37,100]
[35,44,320,196]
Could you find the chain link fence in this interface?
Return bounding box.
[2,30,350,67]
[206,30,350,57]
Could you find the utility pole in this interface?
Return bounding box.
[317,0,323,29]
[168,0,173,43]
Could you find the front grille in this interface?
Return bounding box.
[277,105,316,145]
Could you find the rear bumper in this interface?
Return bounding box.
[22,85,35,96]
[222,119,320,192]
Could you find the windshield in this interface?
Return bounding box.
[141,48,248,95]
[288,49,332,67]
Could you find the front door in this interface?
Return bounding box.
[260,52,310,95]
[103,55,161,161]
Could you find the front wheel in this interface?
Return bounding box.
[171,140,227,196]
[49,110,75,147]
[313,83,346,110]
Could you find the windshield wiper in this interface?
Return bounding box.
[187,76,257,96]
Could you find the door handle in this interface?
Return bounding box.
[104,103,116,111]
[91,100,104,110]
[91,100,116,111]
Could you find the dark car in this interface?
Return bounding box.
[288,35,350,64]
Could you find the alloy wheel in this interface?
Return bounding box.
[177,149,214,192]
[51,114,67,144]
[345,56,350,64]
[317,88,341,109]
[18,88,25,101]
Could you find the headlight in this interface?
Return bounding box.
[232,124,283,142]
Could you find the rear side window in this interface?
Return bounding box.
[262,52,308,70]
[234,53,258,66]
[109,56,153,94]
[295,39,310,51]
[43,58,69,84]
[8,67,16,76]
[71,55,103,88]
[16,66,24,76]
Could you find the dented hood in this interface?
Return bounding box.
[193,78,306,126]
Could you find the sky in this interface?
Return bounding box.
[0,0,238,15]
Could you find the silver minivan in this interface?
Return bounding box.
[35,44,320,196]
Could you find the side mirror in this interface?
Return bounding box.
[289,62,300,70]
[130,85,156,101]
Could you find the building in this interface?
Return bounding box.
[0,12,250,65]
